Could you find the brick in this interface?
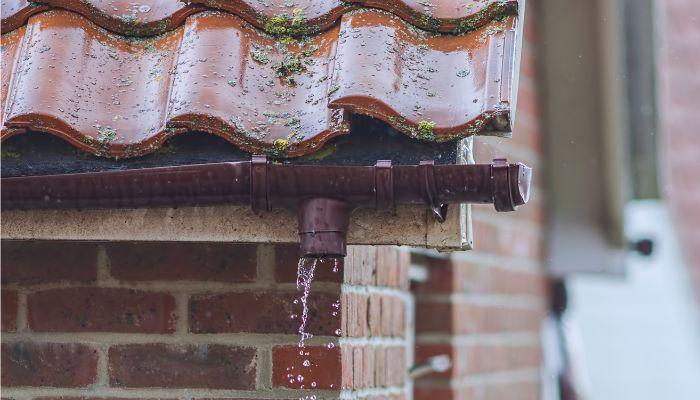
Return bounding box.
[411,258,454,294]
[1,342,97,387]
[380,295,394,336]
[471,219,543,260]
[391,297,406,337]
[417,301,544,335]
[28,288,176,333]
[397,250,411,290]
[466,381,541,400]
[272,346,341,389]
[368,293,382,336]
[361,246,377,285]
[342,293,368,337]
[189,291,340,335]
[1,241,97,285]
[352,346,364,389]
[106,242,256,282]
[275,243,343,283]
[413,257,547,298]
[363,346,376,388]
[451,260,547,297]
[108,344,256,389]
[453,303,544,335]
[460,344,542,375]
[386,347,406,387]
[356,293,368,337]
[414,387,455,400]
[374,345,386,387]
[415,302,452,333]
[341,346,354,389]
[1,289,18,332]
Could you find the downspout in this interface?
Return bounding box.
[0,157,531,258]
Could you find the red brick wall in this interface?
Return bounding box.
[1,242,411,399]
[659,0,700,294]
[411,4,549,399]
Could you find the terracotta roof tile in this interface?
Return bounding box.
[1,3,521,158]
[2,0,518,36]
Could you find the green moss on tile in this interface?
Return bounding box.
[263,8,317,38]
[1,146,20,159]
[416,119,437,141]
[453,1,516,35]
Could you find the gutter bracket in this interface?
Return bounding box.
[250,154,269,214]
[492,158,515,212]
[375,160,395,214]
[419,160,448,223]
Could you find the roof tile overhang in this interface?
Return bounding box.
[1,0,521,159]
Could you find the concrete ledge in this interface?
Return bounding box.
[1,204,472,251]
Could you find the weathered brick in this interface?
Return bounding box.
[1,342,97,387]
[341,293,368,337]
[1,241,97,285]
[189,291,340,335]
[108,344,256,389]
[368,293,382,336]
[272,346,341,389]
[28,288,176,333]
[275,243,343,283]
[376,247,400,288]
[106,242,256,282]
[1,289,18,332]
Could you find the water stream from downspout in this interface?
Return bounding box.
[287,257,342,397]
[296,257,318,348]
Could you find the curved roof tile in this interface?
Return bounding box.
[1,9,519,158]
[1,0,519,36]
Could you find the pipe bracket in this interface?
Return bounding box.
[375,160,395,214]
[250,155,269,214]
[419,160,449,223]
[492,158,514,212]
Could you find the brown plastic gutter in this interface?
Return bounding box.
[0,156,531,258]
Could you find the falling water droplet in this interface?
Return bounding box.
[332,258,340,273]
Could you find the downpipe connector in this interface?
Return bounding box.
[298,197,352,258]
